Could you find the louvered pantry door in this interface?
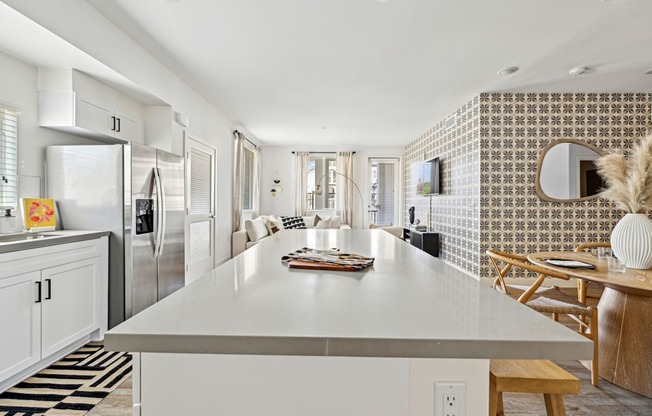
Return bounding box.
[185,137,216,282]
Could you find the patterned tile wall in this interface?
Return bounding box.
[479,92,651,278]
[405,92,651,278]
[404,97,481,276]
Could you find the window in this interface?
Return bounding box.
[242,145,255,210]
[307,154,336,210]
[0,107,18,211]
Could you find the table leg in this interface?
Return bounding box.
[597,287,652,398]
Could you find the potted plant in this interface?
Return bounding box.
[595,134,652,269]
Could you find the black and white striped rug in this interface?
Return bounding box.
[0,343,131,415]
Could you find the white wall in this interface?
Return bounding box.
[2,0,261,263]
[0,51,98,231]
[260,145,405,229]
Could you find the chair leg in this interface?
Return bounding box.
[544,394,566,416]
[497,392,504,416]
[577,279,587,304]
[489,380,498,416]
[590,308,599,386]
[552,312,559,322]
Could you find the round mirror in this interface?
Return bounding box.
[536,139,605,203]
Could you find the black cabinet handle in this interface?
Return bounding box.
[35,281,41,303]
[45,279,52,300]
[111,116,116,131]
[116,117,121,132]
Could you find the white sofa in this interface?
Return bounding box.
[232,214,350,257]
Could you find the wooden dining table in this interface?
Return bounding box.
[529,251,652,398]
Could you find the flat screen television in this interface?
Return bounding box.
[416,157,441,196]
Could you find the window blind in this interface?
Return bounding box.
[190,147,212,215]
[242,146,254,210]
[0,108,18,210]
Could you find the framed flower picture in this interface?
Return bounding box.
[21,198,56,231]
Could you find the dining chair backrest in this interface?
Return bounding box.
[573,242,611,253]
[486,249,571,304]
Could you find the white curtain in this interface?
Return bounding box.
[294,151,310,216]
[232,131,245,232]
[252,146,262,218]
[336,151,354,227]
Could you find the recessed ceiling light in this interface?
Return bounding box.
[497,66,519,76]
[569,66,589,77]
[645,69,652,75]
[376,0,392,3]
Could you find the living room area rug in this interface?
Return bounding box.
[0,343,131,415]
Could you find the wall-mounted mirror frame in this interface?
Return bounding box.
[535,138,605,203]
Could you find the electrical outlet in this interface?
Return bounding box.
[434,382,466,416]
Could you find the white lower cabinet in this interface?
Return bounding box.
[0,271,41,382]
[41,258,100,358]
[0,237,108,392]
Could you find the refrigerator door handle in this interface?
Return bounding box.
[158,168,167,257]
[154,167,164,258]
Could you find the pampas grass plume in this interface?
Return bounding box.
[596,134,652,213]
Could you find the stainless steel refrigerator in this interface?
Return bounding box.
[46,143,185,328]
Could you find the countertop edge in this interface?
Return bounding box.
[0,231,110,253]
[104,333,593,361]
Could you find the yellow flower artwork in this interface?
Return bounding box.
[22,198,56,230]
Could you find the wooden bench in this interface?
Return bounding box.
[490,360,580,416]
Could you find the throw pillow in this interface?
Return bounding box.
[244,217,269,242]
[280,216,307,229]
[264,218,280,235]
[302,215,317,229]
[269,215,284,229]
[315,218,331,229]
[330,215,341,229]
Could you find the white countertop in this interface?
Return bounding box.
[105,229,592,360]
[0,230,110,253]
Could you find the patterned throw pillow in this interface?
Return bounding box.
[280,216,307,229]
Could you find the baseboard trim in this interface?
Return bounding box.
[0,335,91,393]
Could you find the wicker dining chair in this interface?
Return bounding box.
[486,249,599,386]
[573,242,610,304]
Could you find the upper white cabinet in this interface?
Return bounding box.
[38,69,145,143]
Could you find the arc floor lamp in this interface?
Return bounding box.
[314,172,365,229]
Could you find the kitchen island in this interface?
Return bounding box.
[106,229,591,415]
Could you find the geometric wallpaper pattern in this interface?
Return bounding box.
[479,92,651,278]
[404,97,481,276]
[405,92,651,278]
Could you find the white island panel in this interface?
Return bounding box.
[139,354,489,416]
[106,229,590,415]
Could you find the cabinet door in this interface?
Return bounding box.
[41,257,100,357]
[115,112,144,142]
[0,271,41,381]
[76,95,114,137]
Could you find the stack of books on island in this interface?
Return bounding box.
[281,247,375,271]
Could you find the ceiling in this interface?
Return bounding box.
[22,1,652,146]
[0,2,164,106]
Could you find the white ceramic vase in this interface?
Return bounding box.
[611,213,652,270]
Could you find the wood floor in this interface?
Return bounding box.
[88,287,652,415]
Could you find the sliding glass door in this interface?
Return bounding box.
[368,158,400,226]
